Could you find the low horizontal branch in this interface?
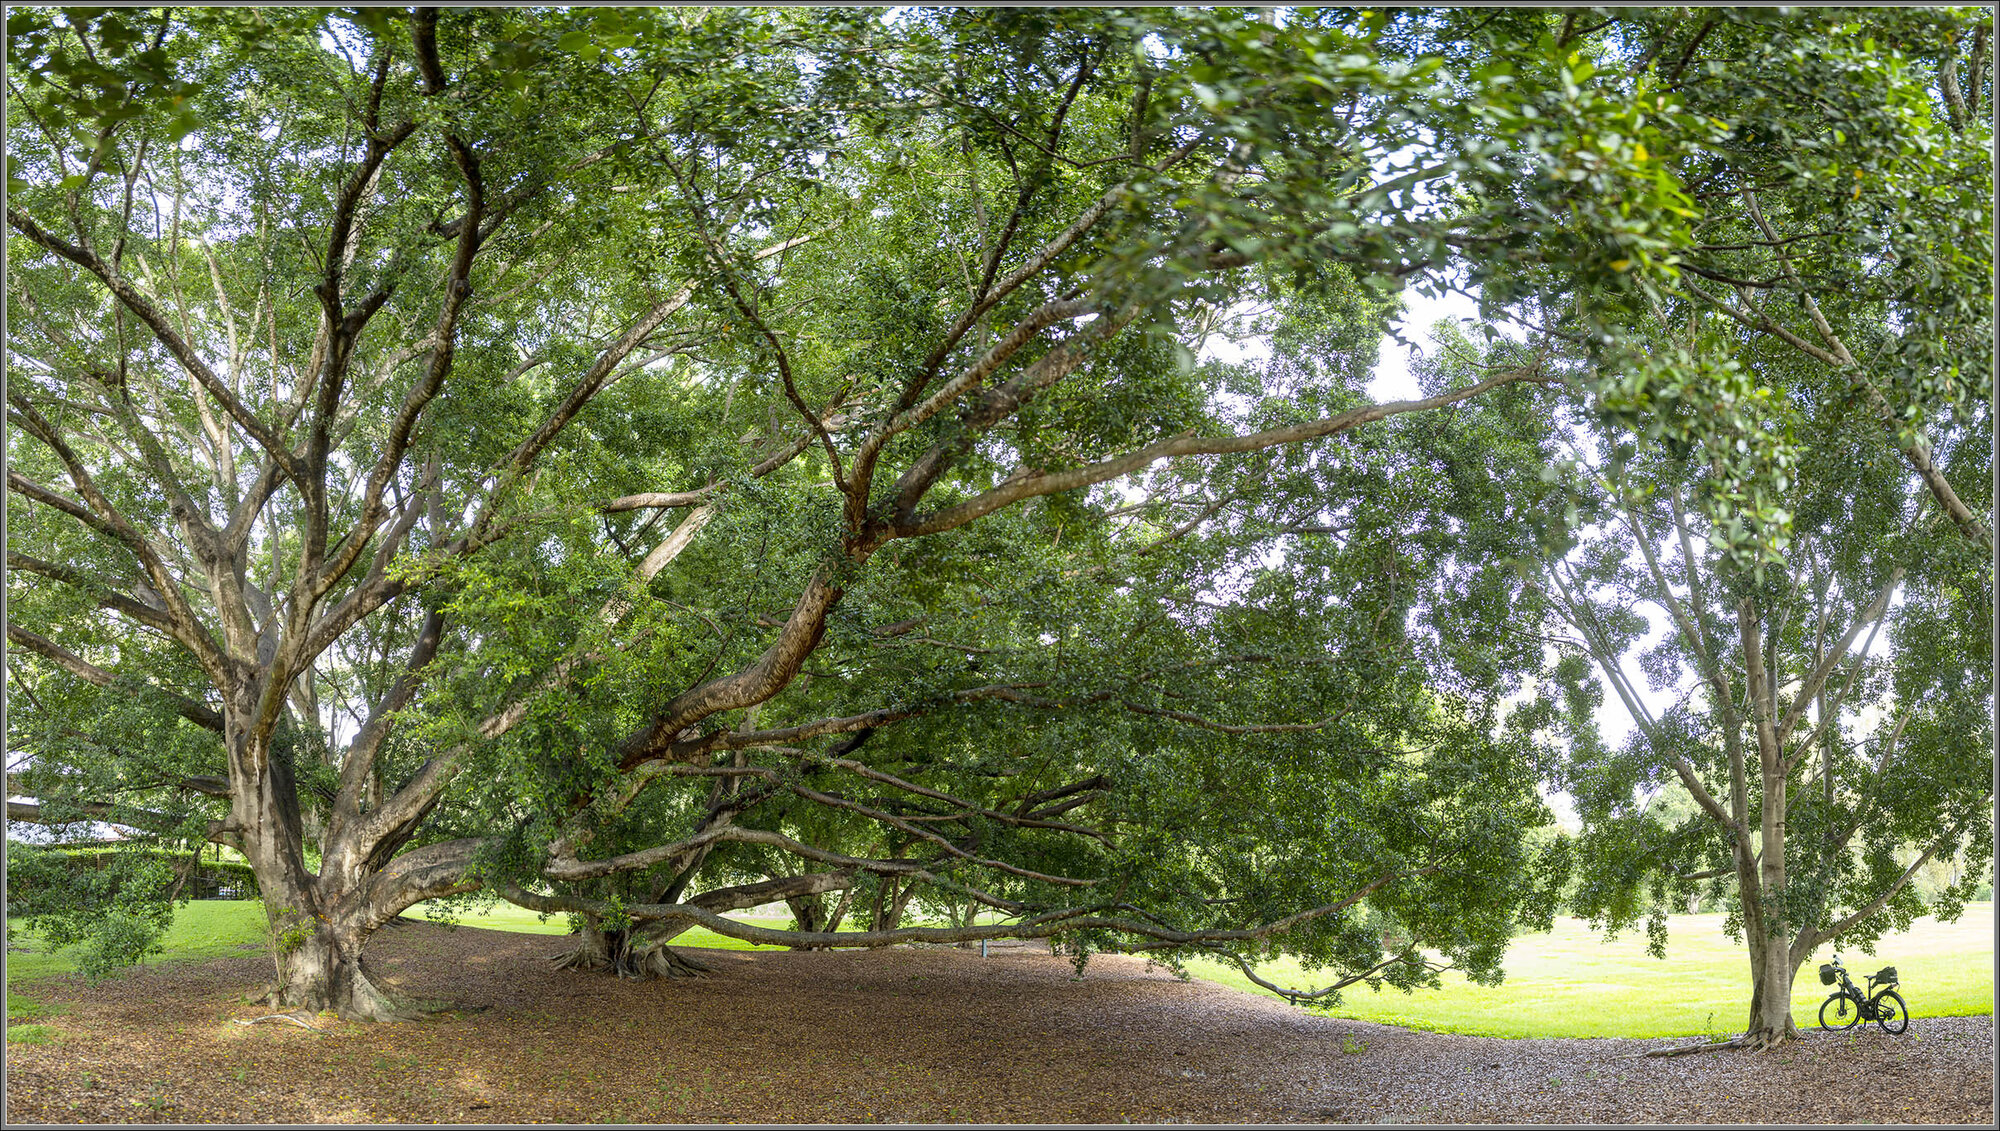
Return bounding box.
[788,784,1097,886]
[499,859,1421,951]
[898,368,1552,537]
[6,799,239,848]
[542,823,933,883]
[816,757,1110,842]
[1196,941,1444,1005]
[686,871,853,913]
[1119,700,1350,735]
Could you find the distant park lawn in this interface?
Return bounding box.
[6,898,270,986]
[397,898,794,950]
[1185,903,1995,1039]
[5,897,788,995]
[9,899,1989,1041]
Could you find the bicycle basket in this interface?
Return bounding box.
[1819,964,1837,986]
[1874,966,1897,984]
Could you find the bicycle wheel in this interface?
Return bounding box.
[1873,990,1909,1034]
[1820,992,1860,1031]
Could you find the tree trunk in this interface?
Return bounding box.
[786,893,825,938]
[623,920,713,979]
[1734,845,1802,1047]
[1737,600,1800,1049]
[269,918,411,1021]
[789,885,855,950]
[866,876,914,943]
[231,715,475,1021]
[1747,761,1798,1044]
[1742,940,1803,1047]
[551,916,711,979]
[872,883,912,943]
[253,863,425,1022]
[231,718,403,1020]
[825,887,853,932]
[886,880,916,934]
[551,914,618,973]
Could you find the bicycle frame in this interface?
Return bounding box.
[1824,960,1899,1024]
[1831,975,1878,1020]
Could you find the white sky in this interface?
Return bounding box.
[1205,285,1694,830]
[1377,292,1666,828]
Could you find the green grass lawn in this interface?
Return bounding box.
[10,898,1988,1042]
[6,899,270,987]
[7,899,271,1026]
[4,898,788,999]
[1184,903,1995,1039]
[398,898,793,951]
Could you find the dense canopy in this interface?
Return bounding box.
[6,5,1988,1043]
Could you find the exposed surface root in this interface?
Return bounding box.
[1640,1036,1753,1058]
[548,944,614,974]
[232,1011,325,1032]
[1747,1031,1797,1052]
[1640,1022,1801,1058]
[633,945,713,979]
[550,936,712,980]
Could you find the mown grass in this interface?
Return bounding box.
[400,898,793,952]
[1183,903,1995,1039]
[6,900,270,986]
[6,1023,60,1045]
[5,992,67,1022]
[5,899,789,992]
[4,898,789,1038]
[9,898,1988,1041]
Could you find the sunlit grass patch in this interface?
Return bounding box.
[9,893,1989,1042]
[671,922,792,951]
[6,992,66,1022]
[7,900,270,986]
[7,1023,61,1045]
[1186,902,1994,1039]
[6,896,796,990]
[402,899,793,951]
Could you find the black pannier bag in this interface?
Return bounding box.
[1819,963,1838,985]
[1875,966,1898,984]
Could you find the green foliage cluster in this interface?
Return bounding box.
[4,844,176,981]
[4,845,258,900]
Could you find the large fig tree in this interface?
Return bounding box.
[10,6,1752,1019]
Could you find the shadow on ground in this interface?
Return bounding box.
[5,923,1991,1124]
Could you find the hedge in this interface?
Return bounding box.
[5,844,259,902]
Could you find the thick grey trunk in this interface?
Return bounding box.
[1736,600,1800,1048]
[550,916,617,973]
[788,886,854,949]
[1736,842,1801,1046]
[230,713,469,1021]
[864,876,915,945]
[551,917,712,979]
[263,903,414,1021]
[786,892,827,934]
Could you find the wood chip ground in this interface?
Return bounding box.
[4,922,1990,1124]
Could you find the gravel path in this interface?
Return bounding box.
[1140,978,1992,1124]
[4,923,1990,1124]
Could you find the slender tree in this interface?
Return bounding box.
[1442,7,1993,1048]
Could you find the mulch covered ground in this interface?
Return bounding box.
[5,921,1991,1125]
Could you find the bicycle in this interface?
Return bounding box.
[1816,954,1908,1034]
